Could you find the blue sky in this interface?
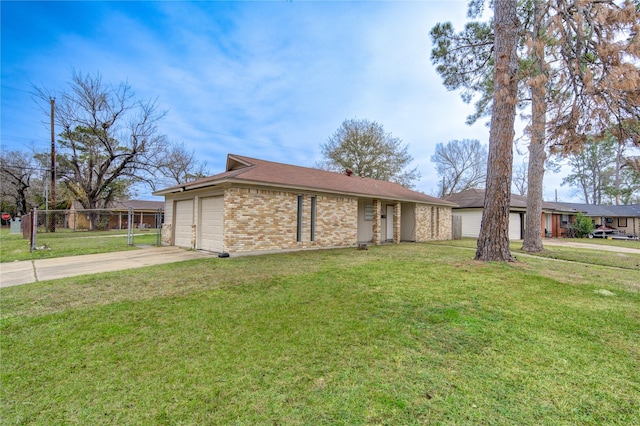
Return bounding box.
[1,0,572,200]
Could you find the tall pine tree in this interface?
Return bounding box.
[431,0,640,254]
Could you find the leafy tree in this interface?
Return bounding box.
[572,212,594,238]
[563,134,640,205]
[31,151,72,209]
[520,0,548,253]
[475,0,519,262]
[562,135,616,204]
[628,156,640,174]
[613,162,640,204]
[431,0,640,253]
[545,2,640,151]
[431,139,487,197]
[319,118,420,188]
[608,141,640,205]
[33,71,168,224]
[0,150,40,215]
[56,126,133,209]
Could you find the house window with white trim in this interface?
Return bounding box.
[364,204,373,221]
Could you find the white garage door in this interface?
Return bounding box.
[199,196,224,252]
[174,200,194,248]
[509,212,522,240]
[460,211,483,238]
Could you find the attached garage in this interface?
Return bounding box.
[454,209,523,240]
[173,199,194,248]
[458,209,483,238]
[154,154,457,255]
[198,196,224,252]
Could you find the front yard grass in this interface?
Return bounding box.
[431,238,640,271]
[1,243,638,424]
[0,228,160,263]
[577,237,640,249]
[519,245,640,270]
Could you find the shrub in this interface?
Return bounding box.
[573,212,594,238]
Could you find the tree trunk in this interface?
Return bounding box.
[592,165,600,204]
[476,0,519,262]
[523,141,546,250]
[16,186,28,216]
[614,143,623,205]
[522,1,547,253]
[582,180,590,204]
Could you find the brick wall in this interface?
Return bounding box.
[372,199,382,245]
[161,187,453,253]
[161,223,172,245]
[224,187,358,253]
[437,206,453,240]
[393,201,401,243]
[414,204,452,241]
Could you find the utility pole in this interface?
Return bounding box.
[50,98,56,232]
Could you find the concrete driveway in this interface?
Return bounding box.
[0,246,216,288]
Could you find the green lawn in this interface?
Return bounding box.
[430,238,640,271]
[575,236,640,248]
[1,243,639,425]
[517,245,640,270]
[0,228,160,262]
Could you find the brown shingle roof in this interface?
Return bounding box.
[445,189,577,213]
[445,189,492,208]
[154,154,455,206]
[71,200,164,211]
[110,200,165,211]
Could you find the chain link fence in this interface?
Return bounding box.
[24,208,163,252]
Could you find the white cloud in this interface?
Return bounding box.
[1,0,583,201]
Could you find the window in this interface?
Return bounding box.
[310,196,316,241]
[297,195,303,242]
[619,217,627,227]
[364,204,374,221]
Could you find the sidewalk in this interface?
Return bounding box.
[0,246,216,288]
[542,239,640,254]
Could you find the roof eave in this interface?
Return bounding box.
[230,178,455,205]
[157,177,455,206]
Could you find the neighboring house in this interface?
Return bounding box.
[67,200,164,230]
[541,200,580,238]
[559,203,640,237]
[445,189,578,240]
[152,154,456,255]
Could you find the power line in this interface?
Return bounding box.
[0,166,50,172]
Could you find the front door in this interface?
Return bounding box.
[386,205,394,241]
[545,213,552,237]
